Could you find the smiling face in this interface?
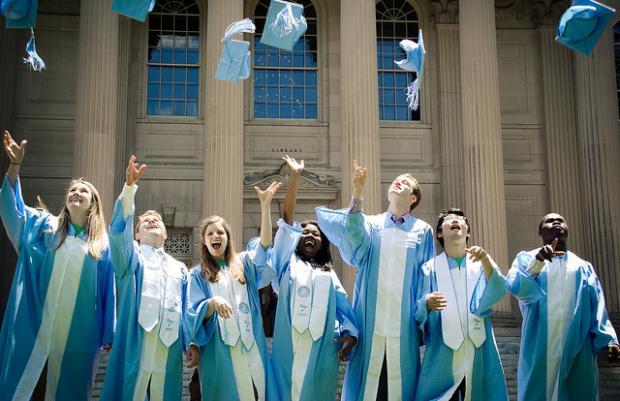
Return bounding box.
[438,214,469,245]
[136,211,167,247]
[296,222,322,259]
[65,182,94,216]
[387,174,418,211]
[202,222,229,261]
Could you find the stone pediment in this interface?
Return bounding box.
[243,164,338,200]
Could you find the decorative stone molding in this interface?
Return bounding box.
[494,0,527,20]
[243,164,338,200]
[532,0,568,25]
[430,0,459,24]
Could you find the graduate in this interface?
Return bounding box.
[0,131,115,401]
[100,155,191,401]
[415,208,508,401]
[316,160,436,401]
[506,213,620,401]
[186,182,281,401]
[270,155,358,401]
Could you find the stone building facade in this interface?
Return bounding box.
[1,0,619,332]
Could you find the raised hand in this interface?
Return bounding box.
[535,238,565,262]
[336,335,357,362]
[254,181,282,206]
[282,155,304,175]
[426,291,447,311]
[352,160,368,194]
[3,131,27,164]
[125,155,146,186]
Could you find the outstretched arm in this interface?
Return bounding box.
[254,181,281,248]
[3,131,26,183]
[282,155,304,224]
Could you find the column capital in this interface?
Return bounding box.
[531,0,568,26]
[430,0,459,24]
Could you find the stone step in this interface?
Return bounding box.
[90,336,619,401]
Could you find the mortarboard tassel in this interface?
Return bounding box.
[23,28,46,71]
[271,3,306,39]
[405,77,420,111]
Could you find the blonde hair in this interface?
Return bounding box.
[199,215,245,284]
[55,179,108,259]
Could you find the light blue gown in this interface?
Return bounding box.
[414,253,508,401]
[506,250,619,401]
[0,176,115,401]
[100,185,189,401]
[315,206,435,401]
[186,238,278,401]
[270,219,359,401]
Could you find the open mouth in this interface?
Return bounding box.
[211,241,222,252]
[303,239,316,252]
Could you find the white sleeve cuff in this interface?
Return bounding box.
[526,256,545,276]
[120,184,138,218]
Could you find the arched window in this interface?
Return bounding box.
[376,0,420,121]
[614,22,620,119]
[146,0,200,117]
[253,0,318,119]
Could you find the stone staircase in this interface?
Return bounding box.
[91,336,620,401]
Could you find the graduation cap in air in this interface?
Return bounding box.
[111,0,156,22]
[260,0,307,52]
[215,18,256,82]
[394,30,425,111]
[1,0,46,71]
[555,0,615,56]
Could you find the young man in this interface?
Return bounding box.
[101,155,194,401]
[506,213,620,401]
[415,208,508,401]
[316,160,435,401]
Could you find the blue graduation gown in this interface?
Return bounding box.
[100,186,189,401]
[0,176,115,401]
[414,253,508,401]
[315,206,436,401]
[270,219,359,401]
[186,238,278,401]
[506,250,619,401]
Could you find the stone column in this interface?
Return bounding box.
[202,0,244,247]
[436,21,465,209]
[0,28,19,322]
[538,23,585,255]
[340,0,381,214]
[459,0,510,312]
[339,0,382,292]
[114,18,133,192]
[573,32,620,314]
[73,0,119,217]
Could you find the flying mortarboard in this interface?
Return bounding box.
[215,18,256,83]
[260,0,307,52]
[111,0,156,22]
[394,30,425,111]
[555,0,615,56]
[1,0,46,71]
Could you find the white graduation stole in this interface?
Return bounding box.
[158,256,184,347]
[435,253,486,350]
[290,258,331,341]
[138,248,164,333]
[209,269,255,350]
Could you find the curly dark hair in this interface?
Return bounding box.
[296,220,332,271]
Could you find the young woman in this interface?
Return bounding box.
[271,156,358,401]
[0,131,115,400]
[186,181,281,401]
